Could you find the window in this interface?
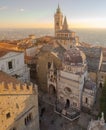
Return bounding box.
[8,61,13,69]
[25,118,27,126]
[10,128,16,130]
[85,97,88,104]
[65,99,70,108]
[48,62,51,69]
[64,87,72,94]
[13,128,16,130]
[16,103,19,109]
[29,113,33,121]
[6,112,11,119]
[24,113,33,126]
[101,76,104,79]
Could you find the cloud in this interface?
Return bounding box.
[19,8,25,12]
[0,6,8,10]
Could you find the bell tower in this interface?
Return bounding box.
[54,4,63,36]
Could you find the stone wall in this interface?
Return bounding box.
[0,83,39,130]
[36,51,62,92]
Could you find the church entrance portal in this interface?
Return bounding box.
[65,99,70,108]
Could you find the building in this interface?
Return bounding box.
[0,71,39,130]
[78,46,102,84]
[0,48,30,82]
[87,113,106,130]
[47,47,96,120]
[82,80,96,110]
[98,48,106,87]
[54,5,79,50]
[0,35,38,65]
[35,45,62,92]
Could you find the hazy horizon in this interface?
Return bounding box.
[0,28,106,47]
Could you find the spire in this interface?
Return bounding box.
[56,4,61,13]
[58,3,59,9]
[62,16,68,30]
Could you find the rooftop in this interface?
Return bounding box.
[52,43,66,60]
[0,71,22,86]
[100,63,106,72]
[63,47,86,65]
[0,48,22,58]
[78,46,101,72]
[84,80,96,90]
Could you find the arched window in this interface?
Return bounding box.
[85,97,88,104]
[48,62,51,69]
[25,118,27,126]
[29,113,33,121]
[64,87,72,94]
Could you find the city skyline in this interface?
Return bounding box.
[0,0,106,28]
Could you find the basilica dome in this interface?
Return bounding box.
[63,47,86,65]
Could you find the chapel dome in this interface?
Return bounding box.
[63,47,86,65]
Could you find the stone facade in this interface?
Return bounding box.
[47,61,57,94]
[0,71,39,130]
[82,80,96,109]
[47,47,96,111]
[0,48,30,82]
[35,51,62,92]
[54,5,63,35]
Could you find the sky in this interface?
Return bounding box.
[0,0,106,28]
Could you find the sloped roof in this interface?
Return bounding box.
[100,63,106,72]
[0,48,22,58]
[62,16,68,30]
[0,71,22,86]
[78,46,101,72]
[52,44,66,60]
[84,80,96,90]
[63,47,84,65]
[0,49,10,57]
[40,44,54,52]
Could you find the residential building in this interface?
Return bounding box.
[0,48,30,82]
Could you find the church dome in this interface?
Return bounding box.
[63,47,86,65]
